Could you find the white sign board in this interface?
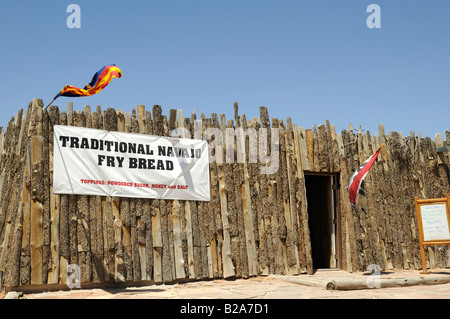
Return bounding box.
[53,125,210,201]
[420,203,450,241]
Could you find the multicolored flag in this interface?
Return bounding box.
[54,65,122,99]
[348,145,382,207]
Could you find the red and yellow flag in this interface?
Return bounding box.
[55,65,122,99]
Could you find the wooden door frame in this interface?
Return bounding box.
[304,172,342,269]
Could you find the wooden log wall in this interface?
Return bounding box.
[0,98,449,288]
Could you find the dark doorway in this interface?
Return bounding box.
[305,174,339,269]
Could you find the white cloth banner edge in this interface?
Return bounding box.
[52,125,211,201]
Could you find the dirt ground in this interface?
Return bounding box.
[3,268,450,300]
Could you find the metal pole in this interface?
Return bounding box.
[45,97,57,110]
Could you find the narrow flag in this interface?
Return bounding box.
[46,65,122,110]
[54,65,122,99]
[348,146,382,206]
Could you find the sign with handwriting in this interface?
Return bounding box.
[419,203,450,241]
[415,195,450,274]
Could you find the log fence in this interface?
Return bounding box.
[0,98,449,288]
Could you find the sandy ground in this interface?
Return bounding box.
[7,268,450,300]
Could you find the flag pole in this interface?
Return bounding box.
[45,97,57,111]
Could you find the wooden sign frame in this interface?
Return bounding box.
[415,194,450,274]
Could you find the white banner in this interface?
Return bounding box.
[53,125,210,201]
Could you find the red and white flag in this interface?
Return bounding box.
[348,146,382,206]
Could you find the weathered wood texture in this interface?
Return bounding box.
[1,99,449,288]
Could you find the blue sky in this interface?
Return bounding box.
[0,1,449,138]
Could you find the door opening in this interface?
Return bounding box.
[305,174,340,269]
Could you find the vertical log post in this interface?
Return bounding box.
[168,108,186,280]
[151,105,163,282]
[30,135,44,285]
[218,114,235,278]
[47,106,60,284]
